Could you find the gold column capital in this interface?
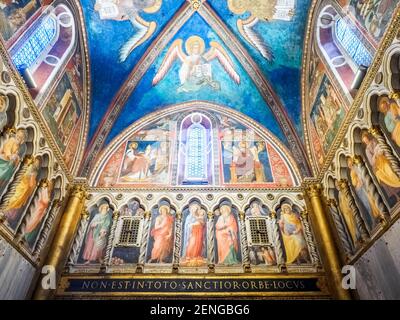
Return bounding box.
[368,126,382,136]
[144,211,151,220]
[207,211,214,219]
[270,211,277,219]
[68,184,88,200]
[112,210,120,220]
[305,183,322,198]
[326,199,338,208]
[176,211,182,220]
[239,211,246,221]
[389,91,400,100]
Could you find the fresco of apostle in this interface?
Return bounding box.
[181,202,207,266]
[215,201,240,265]
[278,203,310,264]
[81,200,113,264]
[148,202,175,264]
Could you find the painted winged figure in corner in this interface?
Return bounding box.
[227,0,296,61]
[153,36,240,93]
[94,0,162,62]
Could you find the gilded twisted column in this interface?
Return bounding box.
[33,184,88,300]
[207,211,215,271]
[305,183,352,300]
[173,211,182,271]
[300,210,321,267]
[326,199,354,257]
[239,211,250,272]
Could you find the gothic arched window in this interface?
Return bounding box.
[11,16,58,71]
[316,5,373,94]
[185,123,207,180]
[178,113,213,185]
[334,18,372,68]
[10,4,76,101]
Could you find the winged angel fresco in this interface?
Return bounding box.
[152,36,240,93]
[227,0,295,61]
[94,0,162,62]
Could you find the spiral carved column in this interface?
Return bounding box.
[300,210,321,267]
[103,210,120,268]
[173,211,182,272]
[207,211,215,272]
[270,212,285,268]
[137,211,151,272]
[239,211,250,272]
[326,199,354,258]
[305,183,352,300]
[67,209,89,266]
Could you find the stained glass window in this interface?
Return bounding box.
[185,124,207,180]
[334,18,372,67]
[12,16,57,70]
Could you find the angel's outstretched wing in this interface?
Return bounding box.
[119,15,156,63]
[203,41,240,84]
[152,39,186,86]
[237,16,274,62]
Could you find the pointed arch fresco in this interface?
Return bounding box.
[88,102,302,188]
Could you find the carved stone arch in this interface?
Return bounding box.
[272,194,304,213]
[212,197,239,213]
[325,173,338,199]
[86,194,117,212]
[244,197,271,216]
[50,175,65,202]
[382,43,400,91]
[273,197,303,214]
[183,197,208,212]
[118,197,147,216]
[0,89,21,134]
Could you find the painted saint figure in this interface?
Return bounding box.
[82,200,112,264]
[215,202,240,265]
[336,180,361,247]
[121,142,151,181]
[2,157,40,229]
[153,36,240,92]
[278,204,309,264]
[377,97,400,148]
[347,157,381,230]
[362,132,400,201]
[148,203,174,263]
[0,128,27,194]
[23,180,53,247]
[181,202,206,266]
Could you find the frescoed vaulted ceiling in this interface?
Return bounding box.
[80,0,312,175]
